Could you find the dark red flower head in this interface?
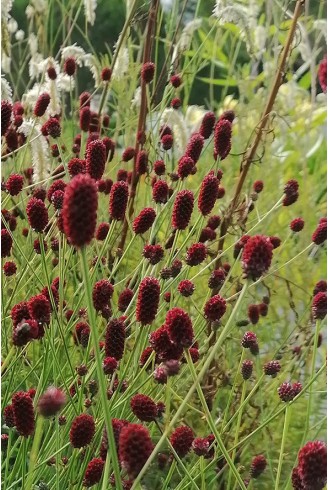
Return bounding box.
[12,391,35,437]
[185,133,204,164]
[248,304,259,325]
[185,242,207,266]
[133,208,156,235]
[213,119,232,160]
[5,174,24,196]
[204,295,226,322]
[136,276,160,325]
[253,180,264,193]
[177,155,194,179]
[165,307,194,347]
[12,319,39,346]
[312,292,327,320]
[62,174,98,247]
[64,57,76,76]
[1,100,12,136]
[198,171,219,215]
[290,218,304,232]
[101,67,112,82]
[41,118,61,138]
[241,360,253,380]
[291,467,304,490]
[86,139,106,180]
[119,423,154,479]
[208,268,226,289]
[199,111,216,139]
[170,426,194,458]
[3,260,17,276]
[241,331,258,349]
[130,394,158,422]
[28,294,51,324]
[241,235,273,280]
[79,91,91,108]
[297,440,327,489]
[313,280,327,296]
[312,220,327,245]
[250,455,267,478]
[1,229,13,258]
[109,181,129,221]
[153,159,165,175]
[118,288,134,312]
[38,386,66,417]
[105,318,126,360]
[143,244,164,264]
[103,356,118,375]
[92,279,114,311]
[79,106,91,132]
[278,382,302,402]
[70,414,95,448]
[96,222,109,241]
[172,190,194,230]
[152,180,169,204]
[178,280,195,297]
[141,62,155,83]
[170,74,182,87]
[263,360,281,377]
[34,93,50,117]
[26,197,49,232]
[136,150,148,175]
[83,458,105,487]
[318,56,327,93]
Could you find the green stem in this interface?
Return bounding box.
[275,403,291,490]
[80,246,122,490]
[229,378,247,490]
[26,416,44,490]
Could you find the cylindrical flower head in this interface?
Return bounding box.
[312,221,327,245]
[92,279,114,311]
[198,171,219,215]
[143,244,164,265]
[153,180,169,204]
[241,331,258,349]
[136,276,160,325]
[253,180,264,193]
[208,268,226,289]
[170,426,194,458]
[79,107,91,132]
[185,242,207,266]
[133,208,156,234]
[26,197,49,232]
[250,455,267,478]
[318,56,327,93]
[5,174,24,196]
[172,190,194,230]
[105,318,126,360]
[136,150,148,175]
[130,394,158,422]
[101,67,112,82]
[103,356,118,375]
[153,159,165,175]
[141,62,155,83]
[12,391,35,437]
[165,307,194,347]
[86,139,106,180]
[312,292,327,320]
[178,280,195,297]
[313,280,327,296]
[291,467,304,490]
[109,181,129,221]
[62,174,98,247]
[119,423,154,479]
[241,360,253,380]
[297,440,327,489]
[290,218,304,232]
[263,360,281,377]
[28,294,51,324]
[1,229,13,258]
[177,155,194,179]
[204,295,226,322]
[241,235,273,280]
[1,100,12,136]
[248,304,260,325]
[278,382,298,402]
[213,119,232,160]
[70,414,95,448]
[118,288,134,312]
[64,57,76,76]
[38,386,66,417]
[83,458,105,487]
[185,133,204,164]
[34,93,50,117]
[199,111,216,139]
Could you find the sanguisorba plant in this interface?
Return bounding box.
[1,0,327,489]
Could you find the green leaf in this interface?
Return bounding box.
[197,76,238,86]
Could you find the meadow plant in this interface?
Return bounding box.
[1,0,327,489]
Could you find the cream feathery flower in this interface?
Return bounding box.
[1,76,12,101]
[18,119,51,185]
[83,0,97,26]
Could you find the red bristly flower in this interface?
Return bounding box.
[297,440,327,489]
[92,279,114,311]
[208,268,226,289]
[103,356,118,375]
[79,107,91,132]
[136,277,160,325]
[118,288,134,312]
[198,171,219,215]
[184,133,204,164]
[28,294,51,324]
[204,295,227,322]
[170,426,194,458]
[178,280,195,297]
[248,304,259,325]
[241,360,253,380]
[3,260,17,276]
[199,111,216,139]
[26,197,49,232]
[64,57,76,76]
[165,307,194,347]
[109,181,129,221]
[96,222,109,241]
[143,244,164,264]
[105,318,126,360]
[83,458,105,487]
[41,118,61,138]
[86,139,106,180]
[170,74,182,87]
[12,391,35,437]
[153,159,165,175]
[1,229,13,257]
[37,386,66,417]
[101,67,112,82]
[119,423,154,479]
[312,292,327,320]
[1,100,12,136]
[152,180,169,203]
[278,382,302,402]
[290,218,305,232]
[62,174,98,247]
[141,62,155,83]
[122,147,135,162]
[5,174,24,196]
[313,280,327,296]
[213,119,232,160]
[318,56,327,93]
[70,414,95,448]
[130,394,158,422]
[241,235,273,281]
[80,91,91,108]
[253,180,264,193]
[136,150,148,175]
[312,220,327,245]
[263,360,281,377]
[12,319,39,346]
[172,190,194,230]
[133,208,156,234]
[185,242,207,266]
[241,331,258,349]
[250,455,267,478]
[177,155,194,179]
[34,93,50,117]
